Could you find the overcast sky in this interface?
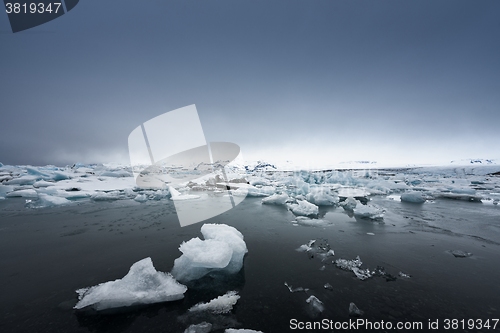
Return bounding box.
[1,0,499,167]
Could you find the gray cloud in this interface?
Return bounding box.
[1,0,499,166]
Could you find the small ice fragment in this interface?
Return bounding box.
[184,322,212,333]
[335,256,363,271]
[335,256,373,280]
[188,291,240,314]
[398,271,411,278]
[349,302,364,317]
[451,250,472,258]
[284,282,308,293]
[324,283,333,290]
[225,329,264,333]
[306,295,324,313]
[352,267,373,281]
[367,232,375,236]
[319,265,326,271]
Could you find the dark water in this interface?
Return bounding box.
[0,197,499,332]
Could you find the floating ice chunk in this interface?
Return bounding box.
[349,302,364,317]
[287,200,319,216]
[74,257,187,311]
[171,224,247,282]
[324,283,333,290]
[261,192,290,205]
[134,194,148,202]
[180,238,233,269]
[353,204,384,220]
[100,170,132,178]
[201,224,248,274]
[451,250,472,258]
[91,191,122,201]
[170,186,200,201]
[27,194,70,208]
[305,188,339,206]
[306,295,324,313]
[398,271,411,278]
[335,256,373,280]
[0,185,15,199]
[225,329,264,333]
[352,267,373,280]
[188,291,240,314]
[293,217,333,227]
[244,185,275,197]
[437,192,482,202]
[296,239,334,261]
[296,239,316,252]
[184,322,212,333]
[400,192,426,203]
[33,180,55,188]
[6,189,38,198]
[284,282,308,293]
[340,197,359,212]
[366,232,375,236]
[248,176,271,186]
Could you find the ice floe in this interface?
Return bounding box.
[188,291,240,314]
[74,257,187,311]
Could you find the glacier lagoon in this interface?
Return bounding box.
[0,163,499,332]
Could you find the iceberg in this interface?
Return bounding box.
[74,257,187,311]
[90,191,122,201]
[171,224,247,282]
[287,200,319,216]
[184,322,212,333]
[261,192,290,205]
[188,291,240,314]
[353,204,384,220]
[400,191,426,203]
[305,188,339,206]
[6,189,38,198]
[340,196,359,212]
[134,194,148,202]
[26,194,70,208]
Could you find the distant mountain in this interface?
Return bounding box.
[450,158,497,165]
[244,161,277,172]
